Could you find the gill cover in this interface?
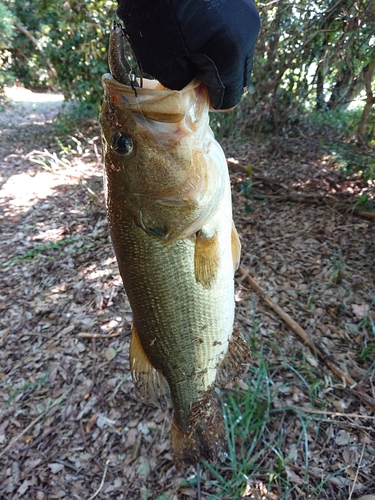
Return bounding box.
[100,75,227,242]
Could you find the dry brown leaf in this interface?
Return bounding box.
[17,479,33,495]
[1,85,375,500]
[179,487,197,497]
[285,466,303,485]
[352,303,370,319]
[335,429,352,445]
[48,463,65,474]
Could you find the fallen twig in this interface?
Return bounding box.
[227,157,262,174]
[227,158,289,190]
[348,444,366,500]
[227,158,375,220]
[281,405,375,420]
[238,266,375,410]
[87,460,110,500]
[264,194,375,220]
[78,331,125,338]
[238,266,357,386]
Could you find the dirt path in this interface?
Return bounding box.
[1,87,374,499]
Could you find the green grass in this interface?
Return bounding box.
[201,347,276,498]
[7,368,50,404]
[2,236,97,268]
[27,134,87,172]
[354,193,375,212]
[327,141,375,183]
[196,334,363,499]
[357,301,375,362]
[360,342,375,362]
[330,247,346,284]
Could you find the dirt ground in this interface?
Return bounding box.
[0,86,374,499]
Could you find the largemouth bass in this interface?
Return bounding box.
[100,24,251,470]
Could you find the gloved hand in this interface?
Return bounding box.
[116,0,260,110]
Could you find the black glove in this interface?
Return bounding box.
[116,0,260,109]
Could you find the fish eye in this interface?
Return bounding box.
[111,131,134,156]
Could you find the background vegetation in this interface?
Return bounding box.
[1,1,374,498]
[1,0,374,143]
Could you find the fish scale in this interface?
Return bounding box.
[107,209,232,392]
[100,23,251,469]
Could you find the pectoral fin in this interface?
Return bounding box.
[194,230,219,288]
[129,324,171,409]
[215,330,251,388]
[231,221,241,271]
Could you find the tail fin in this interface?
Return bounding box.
[171,388,227,471]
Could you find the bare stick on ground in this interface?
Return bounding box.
[238,266,375,410]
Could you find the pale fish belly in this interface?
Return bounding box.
[106,152,235,414]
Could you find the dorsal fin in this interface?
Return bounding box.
[215,330,251,388]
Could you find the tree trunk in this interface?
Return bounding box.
[327,67,354,110]
[316,63,325,111]
[357,59,375,142]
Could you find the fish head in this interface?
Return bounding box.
[100,75,226,241]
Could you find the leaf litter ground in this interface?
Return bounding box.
[0,87,374,500]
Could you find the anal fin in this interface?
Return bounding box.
[129,324,170,409]
[215,330,251,388]
[194,230,219,288]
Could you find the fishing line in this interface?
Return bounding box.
[121,25,144,90]
[110,21,230,226]
[107,64,233,238]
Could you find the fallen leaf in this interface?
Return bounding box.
[136,456,150,479]
[17,480,32,495]
[335,429,351,445]
[285,466,303,485]
[96,414,116,429]
[179,488,197,497]
[86,413,98,433]
[352,303,369,319]
[48,463,65,474]
[105,346,117,361]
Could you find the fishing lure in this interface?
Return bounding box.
[108,21,140,94]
